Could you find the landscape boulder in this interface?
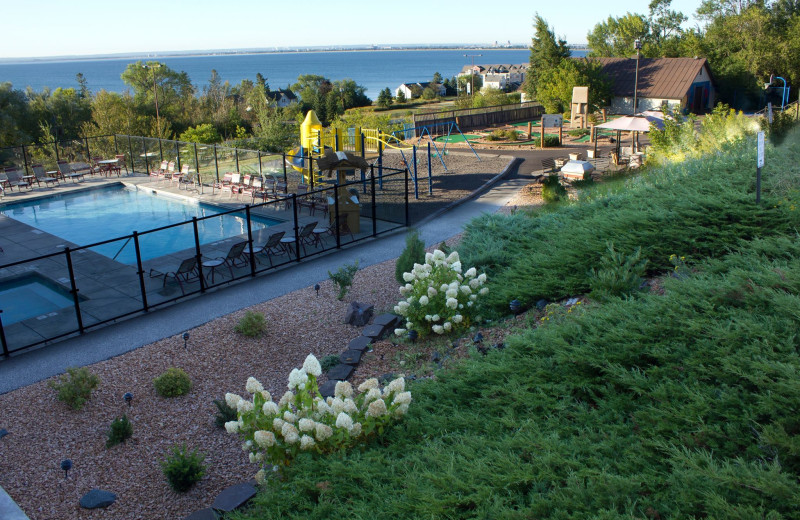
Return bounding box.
[344,302,374,327]
[79,489,116,509]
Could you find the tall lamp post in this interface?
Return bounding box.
[464,54,482,96]
[143,63,161,136]
[632,38,642,116]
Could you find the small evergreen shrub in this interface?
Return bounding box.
[588,242,649,301]
[106,415,133,448]
[234,311,267,338]
[154,367,192,398]
[541,174,567,203]
[213,399,238,428]
[320,354,341,373]
[161,444,206,493]
[395,229,426,284]
[485,129,518,141]
[328,261,359,300]
[49,367,100,410]
[542,135,561,147]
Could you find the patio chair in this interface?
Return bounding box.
[163,161,178,182]
[213,172,234,193]
[296,183,315,214]
[221,173,241,198]
[31,163,59,187]
[240,175,262,201]
[201,241,249,283]
[3,167,31,191]
[176,164,194,189]
[149,256,200,295]
[243,230,286,266]
[150,160,169,180]
[56,160,85,182]
[280,221,318,256]
[253,176,276,203]
[115,154,127,175]
[274,180,289,209]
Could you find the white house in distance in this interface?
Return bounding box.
[395,82,446,99]
[458,63,529,92]
[266,89,298,108]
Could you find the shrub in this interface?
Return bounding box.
[541,174,567,203]
[588,242,649,301]
[568,128,590,137]
[542,135,561,147]
[154,367,192,398]
[225,355,410,474]
[320,354,341,373]
[213,399,238,429]
[235,311,267,338]
[395,229,426,284]
[393,249,488,337]
[485,129,518,141]
[328,261,359,300]
[161,444,206,493]
[48,367,100,410]
[106,415,133,448]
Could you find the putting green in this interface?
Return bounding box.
[433,134,482,143]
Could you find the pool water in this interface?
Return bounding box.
[0,274,75,325]
[0,185,280,264]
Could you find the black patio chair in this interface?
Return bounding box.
[149,257,200,295]
[201,241,249,283]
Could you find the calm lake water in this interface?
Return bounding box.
[0,49,543,98]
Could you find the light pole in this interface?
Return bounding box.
[464,54,482,95]
[143,63,161,136]
[632,39,642,115]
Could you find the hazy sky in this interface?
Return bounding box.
[3,0,704,59]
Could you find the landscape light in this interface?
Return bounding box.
[123,392,133,407]
[314,283,320,296]
[183,332,190,350]
[61,459,73,479]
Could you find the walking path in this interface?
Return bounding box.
[0,162,529,395]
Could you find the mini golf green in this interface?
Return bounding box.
[434,134,481,143]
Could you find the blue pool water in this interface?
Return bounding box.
[0,185,280,264]
[0,274,75,324]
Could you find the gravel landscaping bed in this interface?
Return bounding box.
[0,153,528,520]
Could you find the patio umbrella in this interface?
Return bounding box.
[597,114,665,155]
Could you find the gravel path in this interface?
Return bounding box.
[0,152,540,520]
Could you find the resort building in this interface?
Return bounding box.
[395,82,446,99]
[458,64,529,92]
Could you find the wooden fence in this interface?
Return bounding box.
[413,102,545,132]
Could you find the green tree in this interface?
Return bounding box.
[0,83,36,147]
[396,90,407,104]
[27,86,92,141]
[536,59,612,114]
[179,123,221,144]
[432,72,443,84]
[376,87,394,108]
[524,15,571,101]
[121,61,195,137]
[587,12,651,57]
[252,107,296,152]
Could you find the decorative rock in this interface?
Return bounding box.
[344,302,374,327]
[378,373,396,385]
[340,349,363,365]
[319,380,338,398]
[0,428,8,439]
[211,482,257,512]
[326,364,354,381]
[536,299,548,310]
[79,489,116,509]
[373,313,400,329]
[183,508,219,520]
[362,324,385,340]
[347,336,373,352]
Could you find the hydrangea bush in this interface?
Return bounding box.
[393,249,488,337]
[225,354,411,481]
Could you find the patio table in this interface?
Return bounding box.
[96,159,119,176]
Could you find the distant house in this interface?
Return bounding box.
[266,89,298,108]
[395,82,446,99]
[458,63,529,92]
[592,57,716,114]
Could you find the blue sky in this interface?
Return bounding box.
[3,0,704,58]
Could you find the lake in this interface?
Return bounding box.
[0,49,579,98]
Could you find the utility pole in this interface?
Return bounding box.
[143,63,161,137]
[632,39,641,115]
[464,54,482,96]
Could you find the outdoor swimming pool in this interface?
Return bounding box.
[0,273,76,325]
[0,185,281,264]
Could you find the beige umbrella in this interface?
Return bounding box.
[597,114,665,155]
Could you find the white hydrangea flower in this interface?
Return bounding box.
[272,417,285,431]
[467,301,474,307]
[281,422,299,443]
[406,296,415,304]
[424,315,432,322]
[394,328,407,336]
[331,397,346,414]
[453,314,463,323]
[446,297,458,309]
[224,420,240,434]
[303,354,322,377]
[279,390,295,407]
[431,314,440,322]
[457,273,464,282]
[446,251,459,264]
[343,398,358,414]
[358,378,379,392]
[237,399,254,413]
[254,430,276,448]
[393,391,412,406]
[440,283,449,292]
[367,398,388,417]
[315,422,333,441]
[260,390,271,402]
[433,250,446,262]
[405,283,413,291]
[398,301,410,312]
[427,287,438,298]
[300,434,316,450]
[298,418,315,432]
[242,441,253,452]
[399,286,410,297]
[451,261,462,273]
[335,381,354,398]
[288,368,309,390]
[395,403,410,417]
[449,281,460,291]
[406,320,412,328]
[432,325,444,334]
[316,399,332,416]
[460,285,472,295]
[479,287,489,295]
[393,305,403,314]
[225,393,242,409]
[423,263,433,272]
[402,272,415,282]
[469,279,481,289]
[446,288,458,299]
[255,452,264,462]
[246,377,264,394]
[386,377,405,394]
[248,452,256,463]
[425,252,434,263]
[459,304,464,309]
[478,273,487,283]
[419,295,429,306]
[364,387,382,403]
[443,321,452,331]
[470,294,478,301]
[465,267,477,278]
[262,401,279,415]
[335,412,354,432]
[351,422,362,437]
[283,411,297,423]
[255,469,266,485]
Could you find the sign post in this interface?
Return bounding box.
[756,131,765,203]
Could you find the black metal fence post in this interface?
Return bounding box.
[133,231,149,312]
[127,135,134,173]
[21,145,29,177]
[334,184,341,249]
[175,141,181,171]
[192,218,206,293]
[404,167,409,227]
[193,143,200,185]
[371,166,377,237]
[258,152,262,176]
[213,145,220,184]
[0,311,9,358]
[143,138,150,174]
[282,151,288,183]
[428,142,433,195]
[234,148,239,173]
[245,205,256,277]
[158,138,164,161]
[291,194,301,262]
[64,247,85,333]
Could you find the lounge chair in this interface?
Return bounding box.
[296,183,315,214]
[31,164,59,187]
[149,257,200,295]
[176,164,194,189]
[56,160,85,182]
[201,241,249,283]
[280,221,318,256]
[150,160,169,180]
[115,154,127,175]
[244,230,286,266]
[3,167,31,191]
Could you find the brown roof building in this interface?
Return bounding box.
[590,57,716,114]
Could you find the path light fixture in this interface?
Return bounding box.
[314,283,320,296]
[509,299,522,314]
[632,39,642,116]
[182,332,190,350]
[123,392,133,407]
[407,329,418,342]
[60,459,72,479]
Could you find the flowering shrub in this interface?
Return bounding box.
[393,249,488,337]
[225,354,411,478]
